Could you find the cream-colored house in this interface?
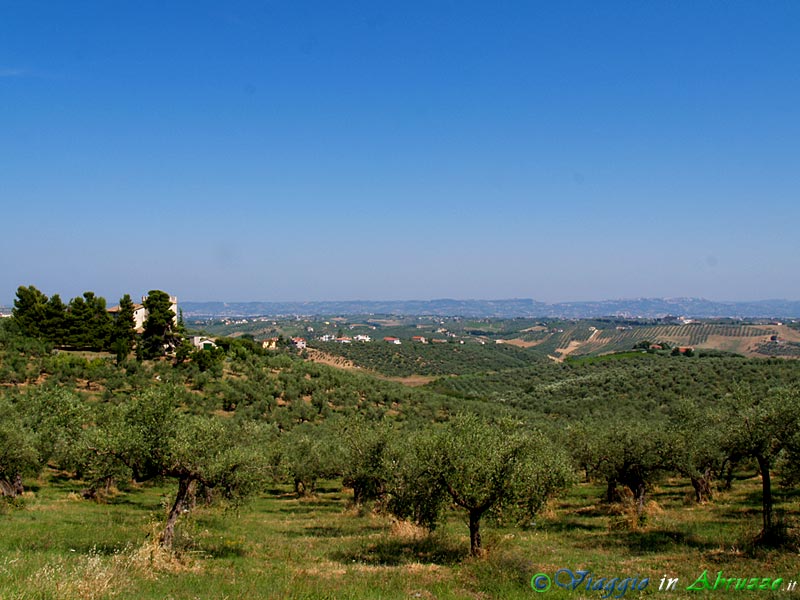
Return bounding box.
[108,294,178,333]
[262,338,279,350]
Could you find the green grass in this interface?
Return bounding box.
[2,471,799,599]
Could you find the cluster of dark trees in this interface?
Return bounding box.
[10,285,179,360]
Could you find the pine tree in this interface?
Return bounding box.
[141,290,177,358]
[110,294,136,362]
[42,294,68,345]
[11,285,48,338]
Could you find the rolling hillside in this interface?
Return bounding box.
[499,323,800,359]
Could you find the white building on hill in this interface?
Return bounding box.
[108,294,178,333]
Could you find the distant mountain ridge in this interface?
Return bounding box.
[181,298,800,319]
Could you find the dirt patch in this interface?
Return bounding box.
[775,325,800,343]
[381,375,436,387]
[554,340,584,360]
[497,338,541,348]
[553,329,602,360]
[700,334,773,356]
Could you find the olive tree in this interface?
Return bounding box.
[719,387,800,542]
[0,397,39,497]
[275,422,343,496]
[20,386,89,473]
[158,414,272,547]
[340,418,392,505]
[574,418,672,514]
[666,400,727,503]
[387,414,574,556]
[81,386,272,547]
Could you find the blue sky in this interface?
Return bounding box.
[2,1,799,304]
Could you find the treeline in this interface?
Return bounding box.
[9,285,176,360]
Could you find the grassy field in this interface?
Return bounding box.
[3,470,798,599]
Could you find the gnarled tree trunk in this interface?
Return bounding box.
[160,476,196,548]
[633,482,647,520]
[690,468,713,503]
[469,510,483,557]
[0,474,24,497]
[605,478,618,503]
[756,454,774,540]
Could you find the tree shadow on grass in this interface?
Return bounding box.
[571,504,608,518]
[268,492,344,512]
[276,502,342,515]
[47,472,75,484]
[191,539,249,558]
[264,485,342,496]
[602,529,716,553]
[717,507,760,520]
[781,487,800,501]
[331,535,468,566]
[312,485,343,494]
[734,489,800,515]
[540,518,604,533]
[107,496,162,511]
[282,523,386,539]
[739,489,769,507]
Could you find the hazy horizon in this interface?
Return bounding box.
[3,2,799,304]
[181,295,800,305]
[5,291,800,310]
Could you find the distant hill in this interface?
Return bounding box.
[181,297,800,319]
[502,322,800,360]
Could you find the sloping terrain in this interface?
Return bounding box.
[501,323,789,359]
